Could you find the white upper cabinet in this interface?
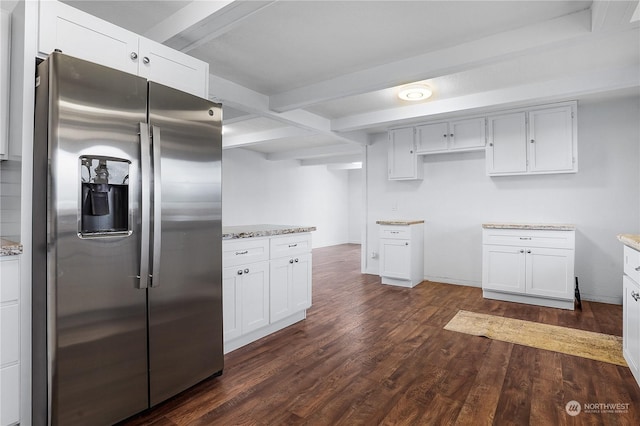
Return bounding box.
[388,127,423,181]
[528,105,575,173]
[38,1,209,98]
[486,112,528,175]
[486,102,577,176]
[416,118,486,154]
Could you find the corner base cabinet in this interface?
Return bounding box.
[222,229,313,353]
[621,240,640,388]
[482,225,575,310]
[378,221,424,288]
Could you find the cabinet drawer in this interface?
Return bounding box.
[1,304,19,366]
[270,233,312,258]
[0,258,20,303]
[379,226,410,240]
[483,229,574,249]
[624,245,640,284]
[223,238,269,267]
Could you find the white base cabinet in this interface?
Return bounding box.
[222,233,312,353]
[378,222,424,288]
[482,227,575,310]
[623,244,640,387]
[1,256,20,426]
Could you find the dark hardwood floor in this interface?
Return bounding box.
[123,244,640,425]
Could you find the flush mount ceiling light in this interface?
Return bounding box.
[397,84,433,101]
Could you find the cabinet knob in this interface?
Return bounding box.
[295,258,299,263]
[530,139,535,144]
[443,134,447,138]
[527,250,532,254]
[244,268,249,274]
[635,266,640,271]
[632,291,640,302]
[130,52,138,60]
[237,270,243,275]
[489,142,493,147]
[143,56,150,64]
[405,242,409,246]
[409,150,413,154]
[289,259,294,264]
[519,249,524,253]
[450,133,454,138]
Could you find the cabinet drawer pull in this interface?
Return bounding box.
[288,243,298,248]
[390,231,399,234]
[519,237,532,240]
[635,266,640,272]
[235,250,248,255]
[632,291,640,302]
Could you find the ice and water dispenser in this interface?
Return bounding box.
[80,156,130,236]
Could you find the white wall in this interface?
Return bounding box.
[364,95,640,304]
[222,148,350,248]
[347,168,362,244]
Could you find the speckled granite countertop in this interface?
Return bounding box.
[1,238,23,256]
[376,220,424,226]
[222,224,317,240]
[482,223,576,231]
[617,234,640,251]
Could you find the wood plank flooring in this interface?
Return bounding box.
[121,244,640,425]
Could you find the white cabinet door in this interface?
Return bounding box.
[526,247,574,300]
[0,305,19,366]
[449,117,486,151]
[486,112,527,175]
[380,239,411,279]
[623,276,640,376]
[291,253,312,312]
[416,122,448,153]
[38,0,139,75]
[482,245,526,293]
[222,267,242,342]
[388,128,422,180]
[269,257,292,323]
[240,261,270,333]
[528,106,574,173]
[138,38,209,98]
[1,364,19,426]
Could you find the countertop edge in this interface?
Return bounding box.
[617,234,640,251]
[482,222,576,231]
[222,225,317,240]
[376,220,425,226]
[0,238,23,256]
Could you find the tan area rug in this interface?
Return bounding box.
[444,310,626,366]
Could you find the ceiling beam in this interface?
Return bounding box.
[209,73,370,146]
[266,143,362,161]
[300,154,363,167]
[331,64,640,132]
[223,126,312,149]
[591,0,640,31]
[268,9,592,112]
[143,1,235,43]
[164,1,277,53]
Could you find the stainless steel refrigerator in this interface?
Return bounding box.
[32,52,223,425]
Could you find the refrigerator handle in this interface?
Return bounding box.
[150,125,162,287]
[138,122,151,289]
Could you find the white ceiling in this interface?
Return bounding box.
[62,0,640,164]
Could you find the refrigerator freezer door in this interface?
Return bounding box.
[147,82,223,405]
[34,53,149,425]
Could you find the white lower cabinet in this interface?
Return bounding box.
[622,243,640,387]
[1,256,20,426]
[378,222,424,288]
[482,226,575,309]
[222,232,312,353]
